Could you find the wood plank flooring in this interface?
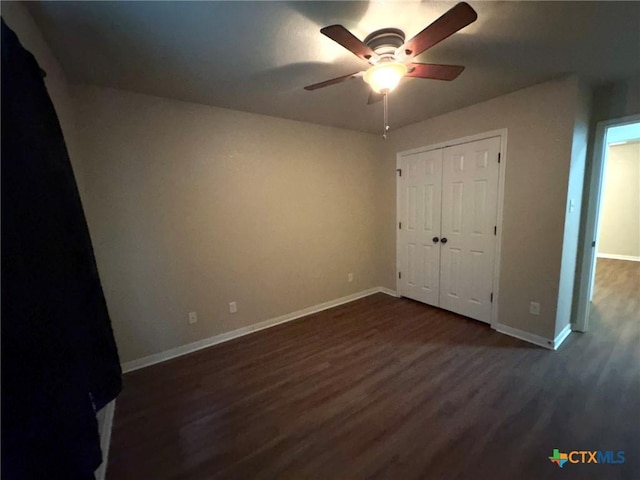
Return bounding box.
[107,258,639,479]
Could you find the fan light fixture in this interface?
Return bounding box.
[304,2,478,138]
[363,62,408,94]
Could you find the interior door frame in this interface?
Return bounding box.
[396,129,508,329]
[574,113,640,332]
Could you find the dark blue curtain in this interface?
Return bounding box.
[1,19,122,480]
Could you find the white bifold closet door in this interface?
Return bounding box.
[398,136,501,323]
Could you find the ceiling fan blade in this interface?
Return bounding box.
[406,63,465,81]
[321,25,378,63]
[367,91,385,105]
[304,72,361,91]
[400,2,477,58]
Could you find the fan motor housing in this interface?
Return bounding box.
[364,28,405,59]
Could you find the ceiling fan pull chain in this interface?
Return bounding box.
[383,93,389,139]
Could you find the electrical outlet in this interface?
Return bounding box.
[188,311,198,324]
[229,301,237,314]
[348,273,354,283]
[529,302,541,316]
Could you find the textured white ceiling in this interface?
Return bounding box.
[27,1,640,133]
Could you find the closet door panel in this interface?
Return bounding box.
[440,137,501,322]
[398,149,442,306]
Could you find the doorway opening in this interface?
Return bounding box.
[575,116,640,332]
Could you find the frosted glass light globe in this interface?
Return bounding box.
[363,62,408,93]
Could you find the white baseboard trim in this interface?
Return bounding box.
[597,253,640,262]
[553,324,572,350]
[95,400,116,480]
[379,287,398,297]
[495,323,573,350]
[122,287,392,373]
[495,324,554,350]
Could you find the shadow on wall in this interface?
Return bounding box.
[592,79,640,124]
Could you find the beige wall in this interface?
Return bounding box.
[4,2,598,355]
[379,76,581,340]
[555,81,591,336]
[598,142,640,258]
[73,85,384,363]
[2,2,81,191]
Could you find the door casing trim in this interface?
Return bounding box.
[574,114,640,332]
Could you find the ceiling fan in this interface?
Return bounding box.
[304,2,477,106]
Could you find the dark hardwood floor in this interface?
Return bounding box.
[108,259,639,479]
